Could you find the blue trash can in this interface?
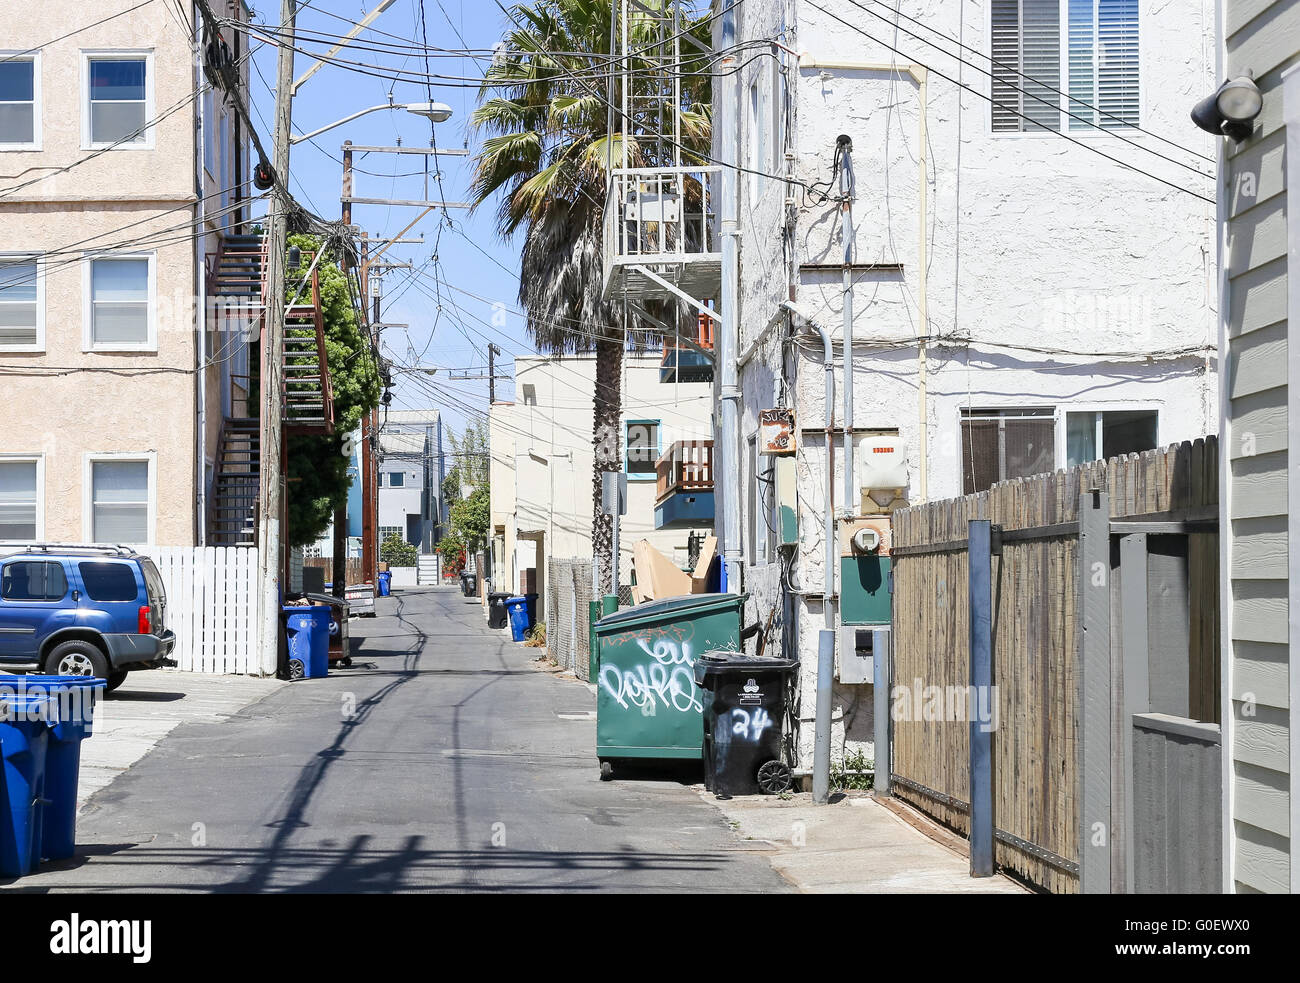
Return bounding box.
[0,679,55,878]
[505,596,532,642]
[377,571,392,597]
[35,676,106,862]
[284,606,331,679]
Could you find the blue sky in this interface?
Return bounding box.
[249,0,533,437]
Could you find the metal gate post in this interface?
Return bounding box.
[1078,489,1112,893]
[968,518,994,877]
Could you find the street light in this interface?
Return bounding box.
[290,101,454,145]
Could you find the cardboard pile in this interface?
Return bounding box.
[630,535,717,603]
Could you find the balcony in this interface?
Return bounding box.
[660,312,715,384]
[654,440,715,529]
[602,166,721,305]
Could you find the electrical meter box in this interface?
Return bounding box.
[774,456,798,546]
[858,434,908,506]
[839,517,893,625]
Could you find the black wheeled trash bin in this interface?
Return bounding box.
[487,591,511,629]
[694,651,799,798]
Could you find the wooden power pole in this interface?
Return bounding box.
[256,0,296,674]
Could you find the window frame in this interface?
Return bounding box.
[0,50,41,151]
[986,0,1142,138]
[1,560,68,602]
[1055,400,1161,469]
[82,452,156,546]
[81,49,155,151]
[0,251,45,352]
[0,454,44,542]
[625,418,661,481]
[958,405,1057,493]
[82,251,157,352]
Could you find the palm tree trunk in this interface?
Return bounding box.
[591,332,623,596]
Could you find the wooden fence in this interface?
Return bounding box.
[151,546,261,674]
[887,438,1219,893]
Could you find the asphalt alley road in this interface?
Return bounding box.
[3,588,789,893]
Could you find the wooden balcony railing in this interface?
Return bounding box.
[655,440,714,504]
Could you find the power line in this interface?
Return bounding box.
[0,0,158,63]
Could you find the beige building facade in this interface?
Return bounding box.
[0,1,252,548]
[489,352,714,607]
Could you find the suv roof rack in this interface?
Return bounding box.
[0,542,139,557]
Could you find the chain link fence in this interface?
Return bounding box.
[546,558,595,681]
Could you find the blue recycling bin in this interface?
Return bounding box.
[36,676,106,862]
[506,596,532,642]
[0,680,55,878]
[284,606,331,679]
[377,571,392,597]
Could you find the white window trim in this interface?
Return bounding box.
[1053,400,1161,469]
[0,250,45,352]
[0,50,42,151]
[985,0,1143,138]
[0,453,45,542]
[81,251,157,353]
[80,49,155,151]
[82,451,157,547]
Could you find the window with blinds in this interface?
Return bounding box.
[992,0,1139,133]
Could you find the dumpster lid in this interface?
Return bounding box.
[595,592,745,629]
[694,649,800,674]
[304,592,349,608]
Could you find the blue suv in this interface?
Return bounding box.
[0,546,176,692]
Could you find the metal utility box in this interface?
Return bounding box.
[837,625,888,684]
[839,517,893,626]
[593,593,745,778]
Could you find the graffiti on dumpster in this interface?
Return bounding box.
[599,636,702,715]
[730,707,772,742]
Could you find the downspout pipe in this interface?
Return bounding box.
[813,319,835,804]
[194,5,207,546]
[717,0,743,593]
[838,136,856,521]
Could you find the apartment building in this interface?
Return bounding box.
[490,350,715,607]
[0,1,252,547]
[378,408,444,552]
[697,0,1221,771]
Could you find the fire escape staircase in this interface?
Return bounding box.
[208,234,335,546]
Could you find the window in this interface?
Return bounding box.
[78,562,139,602]
[960,408,1056,494]
[0,254,42,350]
[84,53,151,147]
[86,255,152,349]
[0,459,39,540]
[991,0,1139,133]
[89,458,150,544]
[626,420,660,478]
[1,561,66,602]
[203,89,215,175]
[0,54,38,148]
[387,472,405,488]
[1065,409,1157,466]
[379,525,403,542]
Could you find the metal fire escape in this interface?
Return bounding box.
[602,0,721,311]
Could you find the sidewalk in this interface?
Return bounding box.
[78,669,284,812]
[706,789,1028,893]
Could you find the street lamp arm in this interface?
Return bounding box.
[290,105,402,146]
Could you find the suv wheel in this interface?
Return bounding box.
[45,640,109,679]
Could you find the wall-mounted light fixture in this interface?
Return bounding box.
[1191,74,1263,142]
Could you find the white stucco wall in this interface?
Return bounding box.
[720,0,1221,772]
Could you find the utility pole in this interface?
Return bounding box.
[256,0,295,675]
[447,343,507,403]
[333,140,355,598]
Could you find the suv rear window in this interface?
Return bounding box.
[2,561,68,601]
[77,562,139,601]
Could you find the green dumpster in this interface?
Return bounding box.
[594,592,745,780]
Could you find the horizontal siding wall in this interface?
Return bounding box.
[1225,0,1298,894]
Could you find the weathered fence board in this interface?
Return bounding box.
[889,439,1219,893]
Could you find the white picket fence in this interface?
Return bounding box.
[150,546,262,674]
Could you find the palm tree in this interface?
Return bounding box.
[471,0,711,594]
